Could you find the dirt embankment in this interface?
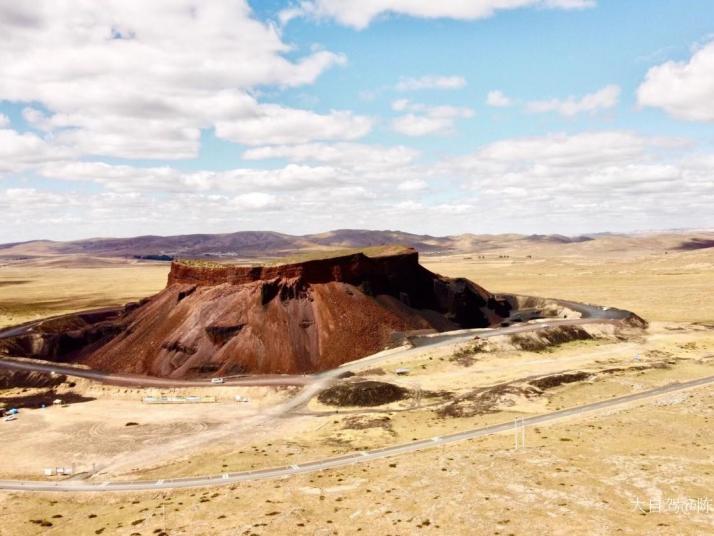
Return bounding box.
[317,381,411,407]
[509,325,594,352]
[0,249,511,378]
[0,370,67,389]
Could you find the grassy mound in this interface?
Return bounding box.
[318,381,410,407]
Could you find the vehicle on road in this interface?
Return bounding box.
[3,414,17,422]
[211,377,225,384]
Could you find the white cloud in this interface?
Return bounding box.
[637,41,714,122]
[39,161,350,193]
[395,75,466,91]
[0,114,9,128]
[0,1,347,159]
[464,131,656,167]
[526,85,620,116]
[232,192,277,210]
[4,129,714,240]
[397,179,428,191]
[242,143,419,168]
[391,100,474,136]
[287,0,595,29]
[486,90,513,108]
[391,99,411,112]
[0,127,73,173]
[215,106,373,146]
[437,130,712,229]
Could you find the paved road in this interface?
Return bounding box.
[0,358,311,387]
[0,306,123,339]
[0,298,624,388]
[1,373,710,492]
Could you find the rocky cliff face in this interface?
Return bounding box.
[1,249,511,377]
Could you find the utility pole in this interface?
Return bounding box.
[514,418,526,449]
[409,382,422,408]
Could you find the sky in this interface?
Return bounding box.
[1,0,713,242]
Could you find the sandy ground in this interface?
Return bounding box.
[0,383,298,480]
[1,377,713,535]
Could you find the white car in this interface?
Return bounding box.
[3,414,17,422]
[211,377,225,384]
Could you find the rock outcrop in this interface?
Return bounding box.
[1,248,511,377]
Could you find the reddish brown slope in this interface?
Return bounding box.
[2,249,511,377]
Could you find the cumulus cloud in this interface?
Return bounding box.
[286,0,595,29]
[397,179,428,191]
[0,126,73,173]
[526,85,620,116]
[4,128,714,240]
[242,142,419,168]
[39,161,352,193]
[0,1,348,159]
[232,192,278,210]
[637,41,714,122]
[391,100,474,136]
[395,75,467,91]
[486,90,513,108]
[215,106,373,146]
[437,130,712,229]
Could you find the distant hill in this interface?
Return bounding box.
[0,228,713,262]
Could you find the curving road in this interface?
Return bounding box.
[1,373,711,492]
[0,297,655,492]
[0,358,311,387]
[0,298,627,388]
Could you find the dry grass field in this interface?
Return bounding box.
[423,246,714,323]
[1,379,713,535]
[0,260,168,329]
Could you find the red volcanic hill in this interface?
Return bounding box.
[2,248,511,377]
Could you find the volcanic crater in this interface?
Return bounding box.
[0,248,511,377]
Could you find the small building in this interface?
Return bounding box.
[44,468,56,477]
[395,368,410,376]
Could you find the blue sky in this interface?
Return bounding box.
[0,0,713,241]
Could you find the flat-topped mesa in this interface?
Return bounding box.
[166,249,510,328]
[1,248,513,377]
[167,249,424,287]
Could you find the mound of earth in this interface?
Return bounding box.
[508,325,594,352]
[437,384,541,418]
[0,248,511,377]
[0,370,67,389]
[318,381,410,407]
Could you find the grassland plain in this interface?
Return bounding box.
[423,246,714,323]
[0,263,168,328]
[1,382,713,535]
[1,244,713,535]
